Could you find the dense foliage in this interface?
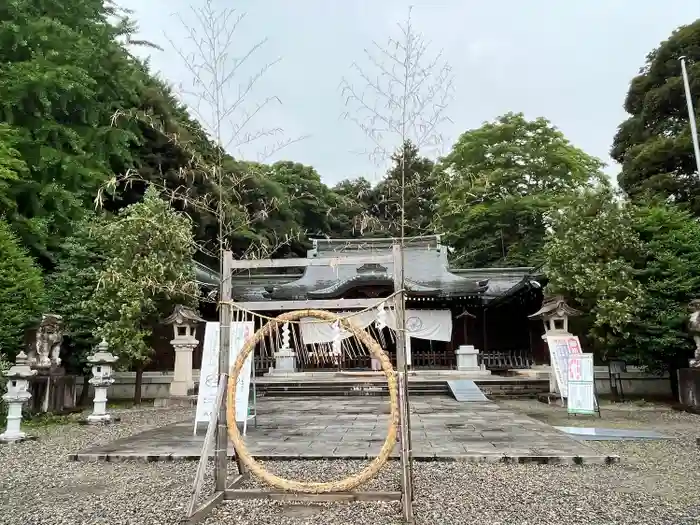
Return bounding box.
[613,19,700,214]
[0,219,45,359]
[544,190,700,374]
[435,113,607,268]
[45,214,107,375]
[94,187,198,373]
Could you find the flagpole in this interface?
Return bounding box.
[680,56,700,175]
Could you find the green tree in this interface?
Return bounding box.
[619,203,700,376]
[332,177,381,237]
[435,112,606,267]
[544,190,700,382]
[373,140,437,237]
[0,219,45,358]
[0,0,151,266]
[544,189,645,349]
[45,213,108,403]
[94,187,198,403]
[612,19,700,214]
[267,160,337,248]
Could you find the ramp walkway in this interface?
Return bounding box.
[447,379,490,402]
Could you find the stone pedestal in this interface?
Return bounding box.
[455,345,480,371]
[678,368,700,409]
[87,381,112,424]
[272,349,297,374]
[170,342,196,397]
[85,341,118,425]
[0,352,37,443]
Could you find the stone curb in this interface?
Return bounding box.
[77,417,122,426]
[67,452,619,465]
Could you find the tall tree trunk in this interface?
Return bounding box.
[134,365,144,406]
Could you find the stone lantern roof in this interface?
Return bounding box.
[4,352,37,379]
[528,295,582,320]
[164,305,205,325]
[87,340,118,365]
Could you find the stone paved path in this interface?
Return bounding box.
[71,397,616,463]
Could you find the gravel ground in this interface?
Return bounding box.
[0,401,698,525]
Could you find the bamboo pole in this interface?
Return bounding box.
[215,251,233,491]
[392,244,414,522]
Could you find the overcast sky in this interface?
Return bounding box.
[118,0,699,185]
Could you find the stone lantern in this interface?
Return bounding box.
[529,295,582,394]
[0,352,37,443]
[528,295,581,338]
[164,305,204,397]
[86,340,118,424]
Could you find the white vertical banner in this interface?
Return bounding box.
[231,321,255,428]
[567,352,597,415]
[194,322,220,434]
[545,334,582,398]
[194,321,255,434]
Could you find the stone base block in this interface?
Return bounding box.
[80,416,121,425]
[678,368,700,409]
[0,434,38,444]
[272,350,297,374]
[153,395,197,408]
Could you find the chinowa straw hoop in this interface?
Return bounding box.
[226,308,399,493]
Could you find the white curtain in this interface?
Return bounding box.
[300,308,452,366]
[300,309,378,344]
[385,309,452,366]
[384,309,452,341]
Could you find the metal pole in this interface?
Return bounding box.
[680,56,700,175]
[214,251,233,491]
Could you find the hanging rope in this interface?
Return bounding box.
[219,289,406,325]
[226,309,399,493]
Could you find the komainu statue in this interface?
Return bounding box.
[27,314,63,370]
[688,300,700,367]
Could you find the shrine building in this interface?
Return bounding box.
[149,235,546,375]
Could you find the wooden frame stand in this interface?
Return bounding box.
[185,250,415,524]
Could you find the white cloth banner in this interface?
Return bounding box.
[386,309,452,367]
[300,308,452,352]
[385,309,452,342]
[300,309,379,344]
[194,321,254,435]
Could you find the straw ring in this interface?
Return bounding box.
[226,308,399,493]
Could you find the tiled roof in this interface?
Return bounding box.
[194,237,544,303]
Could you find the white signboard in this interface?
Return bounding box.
[194,321,255,434]
[567,352,597,415]
[545,334,582,398]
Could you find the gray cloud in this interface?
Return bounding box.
[118,0,700,184]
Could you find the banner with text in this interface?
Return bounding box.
[567,352,597,415]
[545,334,582,398]
[194,321,255,434]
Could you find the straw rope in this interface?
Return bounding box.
[220,289,405,324]
[226,309,399,493]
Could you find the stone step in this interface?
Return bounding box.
[259,386,447,397]
[255,379,549,399]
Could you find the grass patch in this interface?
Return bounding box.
[22,411,83,428]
